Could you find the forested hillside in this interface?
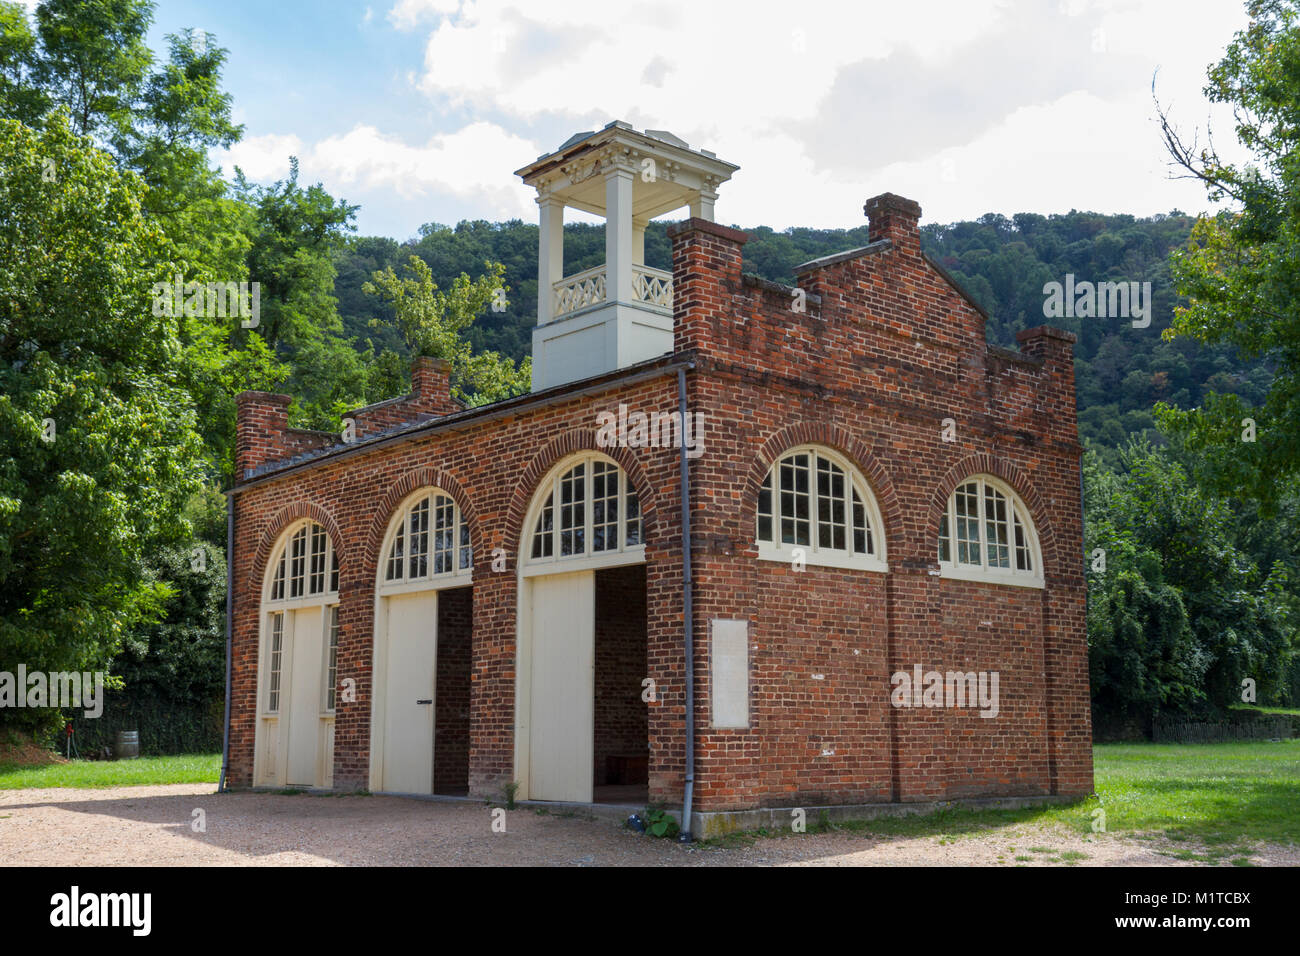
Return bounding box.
[333,212,1268,463]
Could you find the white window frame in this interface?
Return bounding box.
[937,474,1044,588]
[521,451,645,576]
[376,487,473,596]
[755,445,888,573]
[263,518,340,611]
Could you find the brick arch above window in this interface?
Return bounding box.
[930,454,1054,587]
[248,501,343,594]
[503,429,660,560]
[741,422,901,558]
[363,466,482,576]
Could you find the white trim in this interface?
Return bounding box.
[940,563,1045,589]
[937,473,1044,588]
[757,544,888,574]
[369,485,473,793]
[375,486,474,597]
[255,518,341,789]
[754,444,888,572]
[514,451,646,800]
[521,546,645,577]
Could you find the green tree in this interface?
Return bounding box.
[364,255,530,406]
[0,114,205,732]
[1084,442,1294,730]
[1155,0,1300,507]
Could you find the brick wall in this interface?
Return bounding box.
[226,191,1092,811]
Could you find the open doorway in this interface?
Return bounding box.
[592,564,648,806]
[434,585,472,796]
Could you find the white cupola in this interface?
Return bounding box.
[515,121,738,391]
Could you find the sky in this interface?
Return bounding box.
[119,0,1256,239]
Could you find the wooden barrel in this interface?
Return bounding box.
[113,730,140,759]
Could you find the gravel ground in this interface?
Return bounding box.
[0,785,1294,866]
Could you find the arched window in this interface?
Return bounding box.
[755,445,887,572]
[377,489,472,594]
[265,519,339,605]
[937,475,1043,587]
[523,452,643,572]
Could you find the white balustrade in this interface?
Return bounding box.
[552,265,607,319]
[632,265,673,310]
[550,263,674,320]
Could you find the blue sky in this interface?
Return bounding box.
[116,1,1259,240]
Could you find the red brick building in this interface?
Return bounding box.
[224,124,1093,837]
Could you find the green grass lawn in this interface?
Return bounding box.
[707,740,1300,861]
[0,753,220,790]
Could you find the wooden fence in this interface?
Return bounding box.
[1152,716,1295,744]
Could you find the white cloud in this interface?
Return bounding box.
[387,0,461,30]
[220,133,305,180]
[307,122,538,219]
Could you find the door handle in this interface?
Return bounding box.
[416,699,433,705]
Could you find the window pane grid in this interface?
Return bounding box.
[289,528,307,598]
[309,525,328,594]
[816,457,848,551]
[407,497,429,578]
[270,553,285,601]
[386,522,405,581]
[267,613,283,713]
[432,494,455,575]
[527,457,642,562]
[591,461,618,552]
[939,478,1036,578]
[779,455,811,546]
[559,464,585,557]
[954,482,980,566]
[984,486,1011,569]
[625,485,641,548]
[762,451,876,560]
[1013,514,1032,571]
[326,606,339,711]
[532,495,554,558]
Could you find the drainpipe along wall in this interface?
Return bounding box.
[219,493,234,792]
[677,365,695,841]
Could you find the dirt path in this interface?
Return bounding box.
[0,785,1292,866]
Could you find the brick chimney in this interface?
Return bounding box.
[343,355,462,441]
[668,217,748,357]
[411,356,459,415]
[235,391,336,479]
[864,192,922,256]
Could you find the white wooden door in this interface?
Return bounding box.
[286,607,324,786]
[528,571,594,802]
[382,591,438,794]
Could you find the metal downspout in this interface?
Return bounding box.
[219,492,234,792]
[676,365,695,841]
